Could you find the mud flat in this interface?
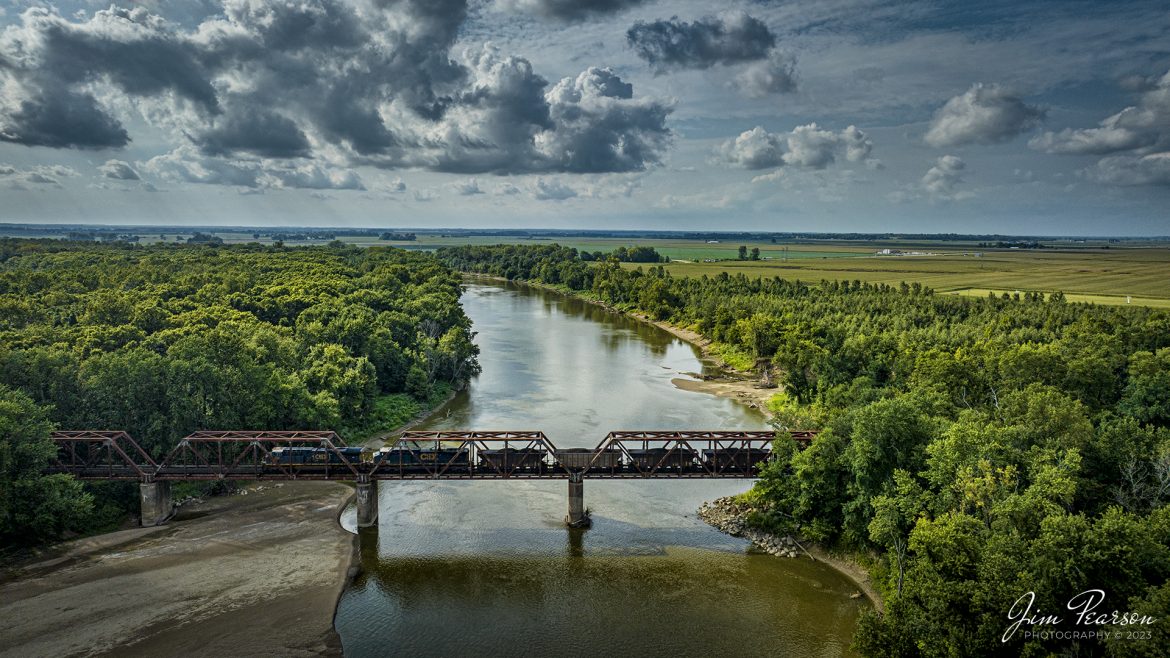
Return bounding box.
[670,375,775,413]
[0,481,355,658]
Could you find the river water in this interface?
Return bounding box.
[335,281,865,657]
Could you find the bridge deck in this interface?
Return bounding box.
[47,429,816,481]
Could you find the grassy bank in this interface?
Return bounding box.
[342,384,454,445]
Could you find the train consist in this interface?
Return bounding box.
[264,443,773,475]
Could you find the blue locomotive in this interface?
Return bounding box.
[374,445,471,473]
[267,446,373,465]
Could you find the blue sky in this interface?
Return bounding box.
[1,0,1168,235]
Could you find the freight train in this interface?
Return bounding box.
[264,443,771,473]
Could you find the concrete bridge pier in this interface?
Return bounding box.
[566,472,590,528]
[139,480,173,526]
[356,477,378,528]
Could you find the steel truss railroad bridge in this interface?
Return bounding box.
[47,429,815,528]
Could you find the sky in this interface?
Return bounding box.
[0,0,1168,235]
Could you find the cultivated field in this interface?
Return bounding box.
[426,237,1170,307]
[646,246,1170,307]
[4,227,1167,307]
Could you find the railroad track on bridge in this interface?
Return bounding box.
[48,429,815,481]
[46,429,817,527]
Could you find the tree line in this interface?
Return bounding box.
[0,240,478,546]
[438,243,1170,657]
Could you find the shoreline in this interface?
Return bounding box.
[699,497,884,613]
[463,273,778,415]
[0,481,356,657]
[0,379,456,657]
[361,386,460,448]
[3,274,872,656]
[465,272,883,614]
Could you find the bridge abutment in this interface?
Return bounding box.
[566,472,590,528]
[139,481,173,526]
[356,478,378,528]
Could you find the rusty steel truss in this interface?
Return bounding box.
[47,429,818,481]
[371,431,560,479]
[48,430,158,480]
[156,430,355,481]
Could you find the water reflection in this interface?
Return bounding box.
[334,281,865,657]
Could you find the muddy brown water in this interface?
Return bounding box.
[335,281,865,657]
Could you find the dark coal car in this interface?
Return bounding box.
[477,448,546,473]
[625,447,699,473]
[701,447,770,474]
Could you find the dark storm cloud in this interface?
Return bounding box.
[0,6,213,149]
[0,88,130,149]
[500,0,650,23]
[36,9,218,110]
[0,0,671,179]
[540,68,672,173]
[627,12,776,72]
[195,108,312,158]
[429,47,554,173]
[221,0,367,51]
[429,58,670,174]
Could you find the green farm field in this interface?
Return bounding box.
[4,227,1167,307]
[395,235,870,261]
[399,234,1170,307]
[643,246,1170,306]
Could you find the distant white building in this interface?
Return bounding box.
[706,240,720,243]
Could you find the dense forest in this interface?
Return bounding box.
[0,240,478,546]
[439,243,1170,657]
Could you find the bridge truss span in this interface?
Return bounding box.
[46,428,819,528]
[49,430,158,480]
[373,431,563,479]
[47,428,818,482]
[582,430,793,478]
[155,430,358,481]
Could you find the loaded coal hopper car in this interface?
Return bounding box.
[476,447,547,474]
[701,446,771,474]
[625,446,699,473]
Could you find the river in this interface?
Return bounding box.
[335,281,865,657]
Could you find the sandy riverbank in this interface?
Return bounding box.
[670,376,775,414]
[0,481,356,658]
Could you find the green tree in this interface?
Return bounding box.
[0,385,92,545]
[1120,349,1170,426]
